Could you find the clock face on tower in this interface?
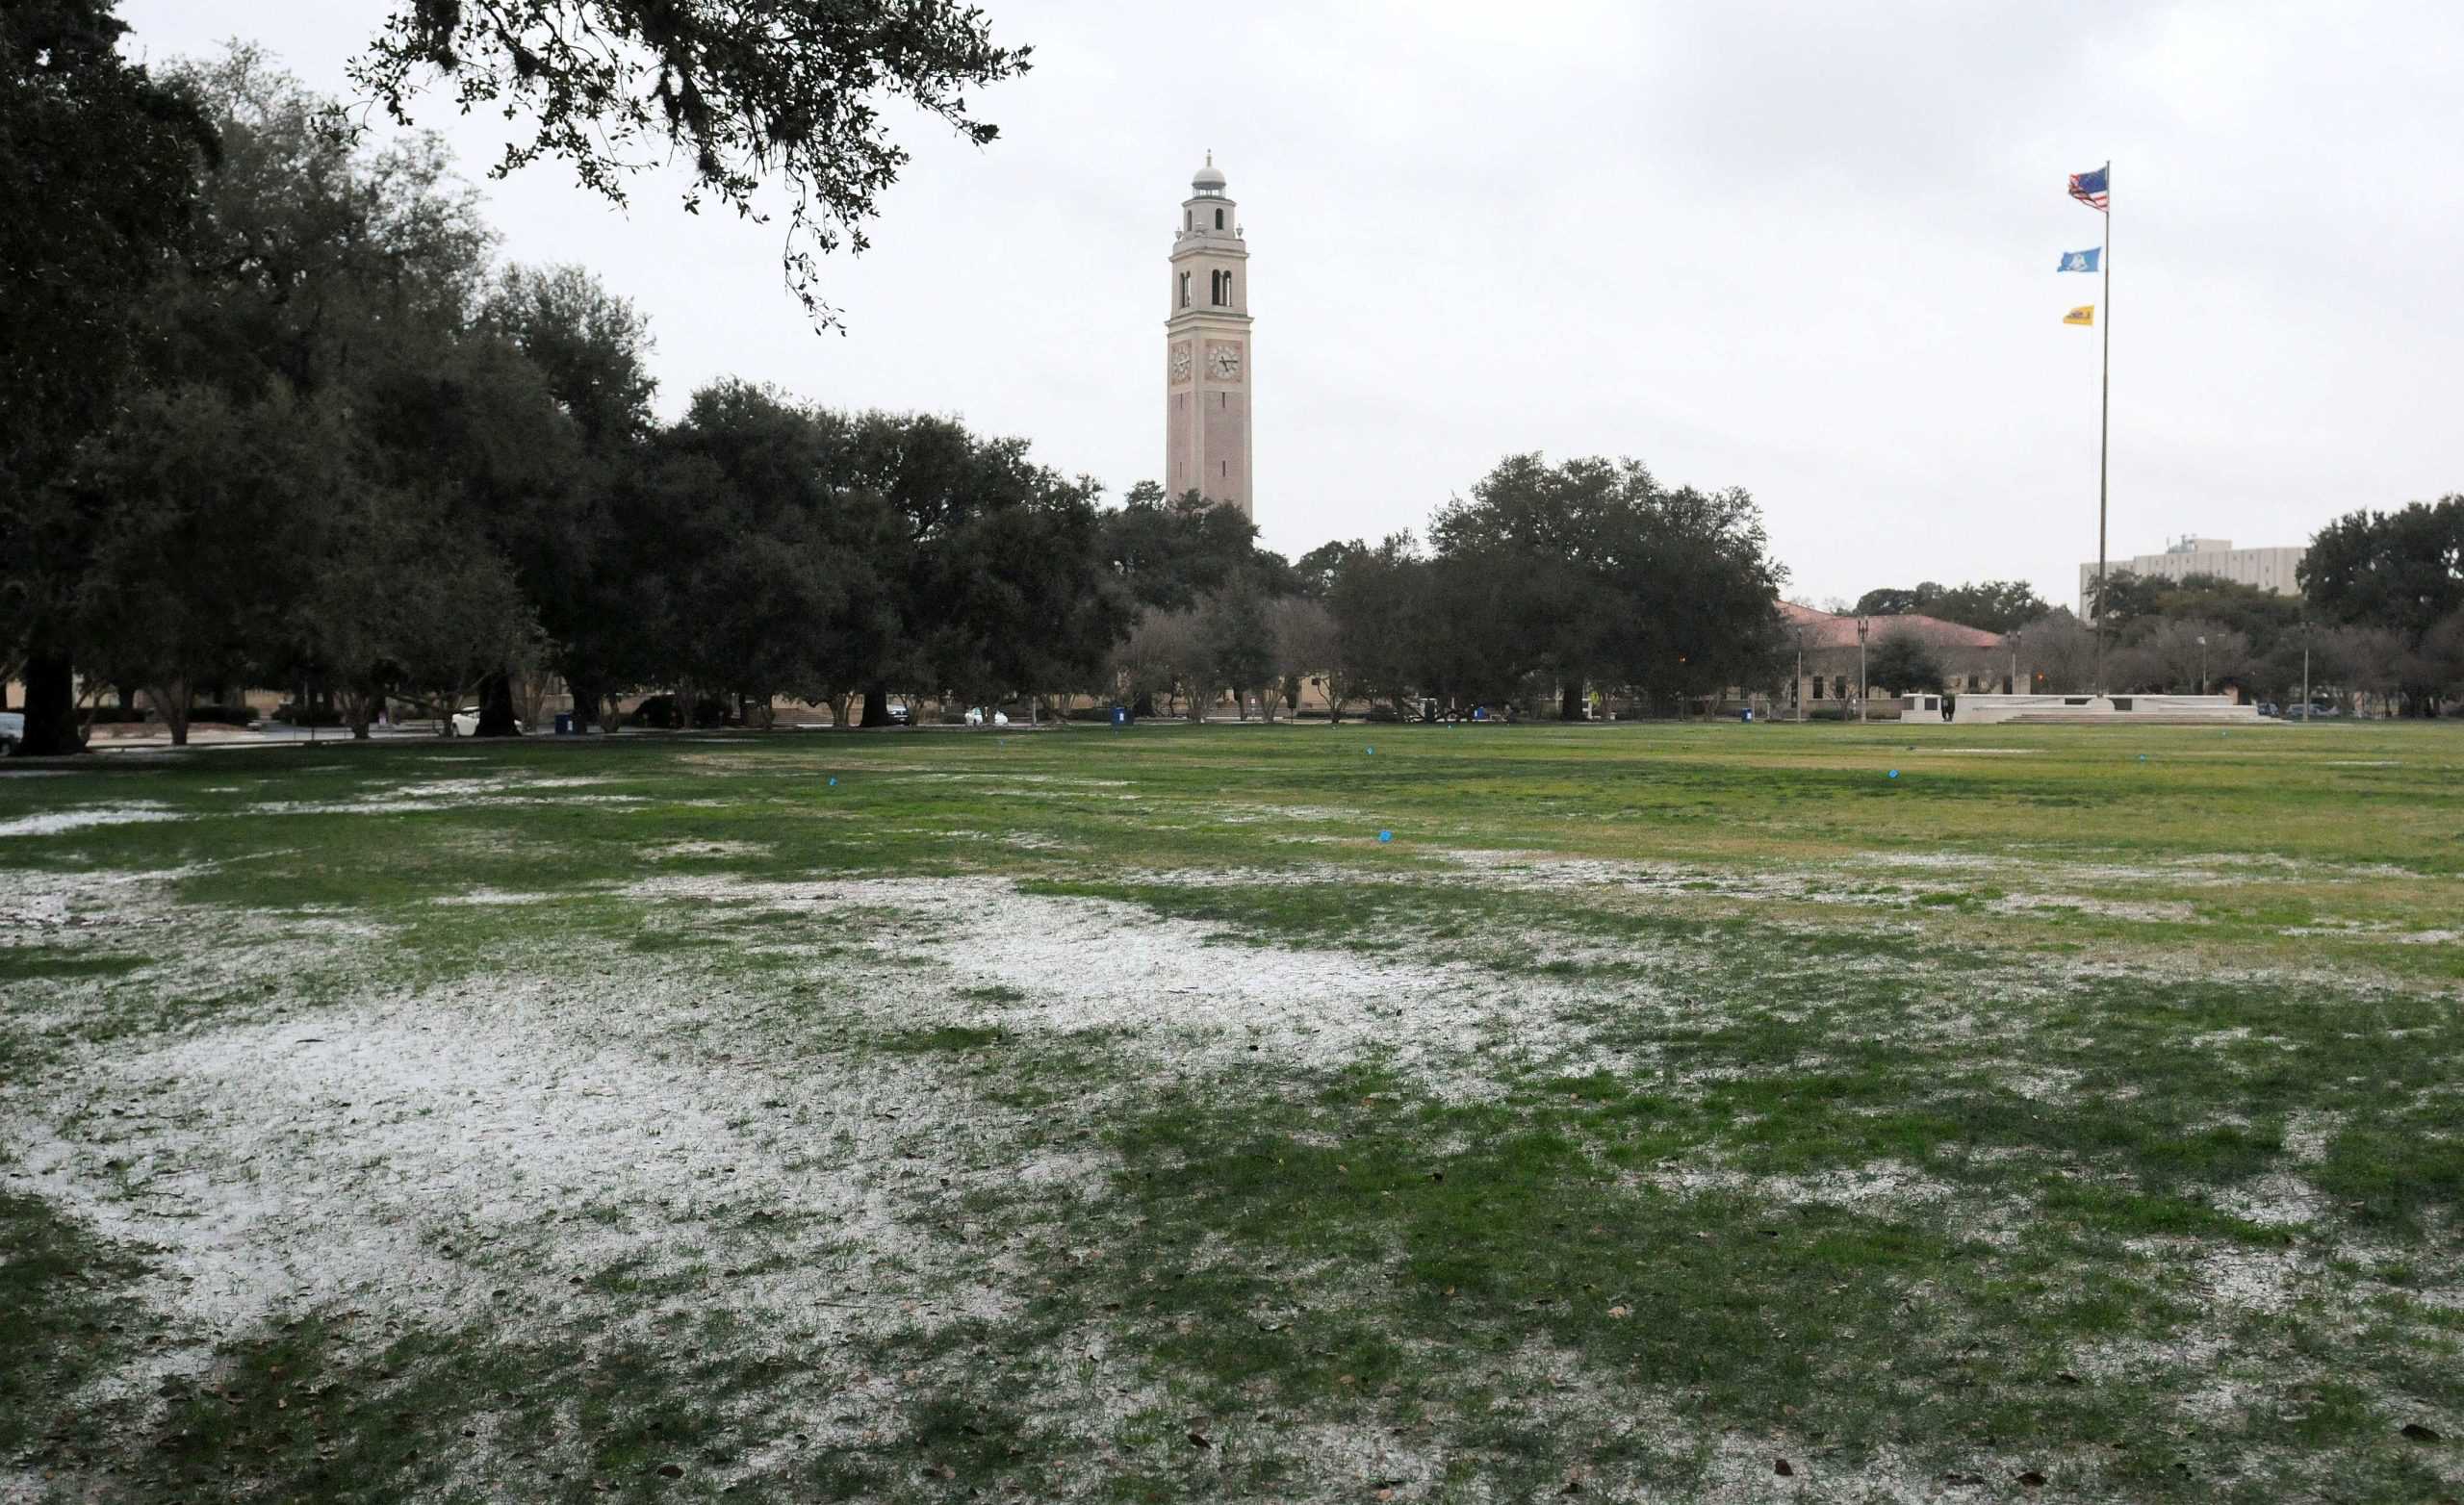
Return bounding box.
[1208,343,1243,381]
[1169,344,1192,382]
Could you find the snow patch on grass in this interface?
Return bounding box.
[6,975,1050,1352]
[623,873,1588,1096]
[0,802,187,838]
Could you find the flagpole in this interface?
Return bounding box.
[2094,159,2111,689]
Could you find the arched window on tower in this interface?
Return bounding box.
[1214,207,1224,230]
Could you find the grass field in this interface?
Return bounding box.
[4,720,2461,1503]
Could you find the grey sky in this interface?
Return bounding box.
[120,1,2463,610]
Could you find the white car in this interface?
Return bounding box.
[449,706,525,737]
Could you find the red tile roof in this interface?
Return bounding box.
[1779,601,2006,651]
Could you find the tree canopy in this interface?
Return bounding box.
[350,0,1031,328]
[2298,497,2464,715]
[1852,578,2048,634]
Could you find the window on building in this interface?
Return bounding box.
[1214,208,1224,230]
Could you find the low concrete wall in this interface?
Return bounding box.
[1953,694,2264,726]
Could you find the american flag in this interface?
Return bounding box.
[2069,166,2110,212]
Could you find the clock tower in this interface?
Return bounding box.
[1165,154,1252,519]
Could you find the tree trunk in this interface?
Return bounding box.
[860,682,891,727]
[567,675,604,735]
[340,684,374,740]
[18,648,83,756]
[475,669,521,736]
[153,679,192,747]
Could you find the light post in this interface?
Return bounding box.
[2196,634,2208,696]
[2299,620,2311,723]
[1794,629,1806,723]
[1855,616,1870,723]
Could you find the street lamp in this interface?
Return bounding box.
[2196,634,2208,697]
[1855,616,1870,723]
[1794,628,1806,723]
[2299,619,2312,722]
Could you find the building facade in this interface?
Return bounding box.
[1164,155,1253,519]
[2077,537,2305,617]
[1778,602,2023,709]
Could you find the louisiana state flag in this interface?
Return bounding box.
[2064,305,2095,326]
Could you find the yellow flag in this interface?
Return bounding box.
[2064,304,2095,326]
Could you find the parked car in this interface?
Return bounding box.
[0,710,22,754]
[449,706,526,736]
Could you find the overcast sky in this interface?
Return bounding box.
[120,0,2463,610]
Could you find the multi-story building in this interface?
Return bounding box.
[2077,537,2305,617]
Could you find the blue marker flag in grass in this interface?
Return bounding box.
[2058,247,2101,273]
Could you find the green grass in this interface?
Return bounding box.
[2,719,2461,1501]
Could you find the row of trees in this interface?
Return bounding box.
[4,0,1038,753]
[1,33,1796,747]
[1,41,1139,747]
[2059,501,2464,713]
[1838,498,2464,714]
[1106,458,1792,724]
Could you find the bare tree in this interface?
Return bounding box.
[1269,597,1338,722]
[2115,618,2250,694]
[1110,609,1204,720]
[2017,611,2097,693]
